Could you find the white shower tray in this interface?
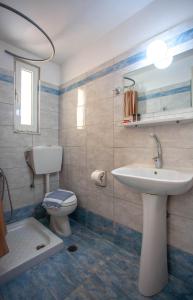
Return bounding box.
[0,217,63,284]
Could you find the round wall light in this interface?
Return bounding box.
[146,40,173,69]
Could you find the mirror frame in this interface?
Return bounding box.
[121,19,193,127]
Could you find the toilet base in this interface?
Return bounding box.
[50,215,71,237]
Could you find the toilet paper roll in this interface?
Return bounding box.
[91,170,106,187]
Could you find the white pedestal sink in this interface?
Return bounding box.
[112,165,193,296]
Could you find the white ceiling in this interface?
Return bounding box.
[0,0,154,64]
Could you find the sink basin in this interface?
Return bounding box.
[111,165,193,196]
[112,164,193,296]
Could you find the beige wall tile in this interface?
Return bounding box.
[59,164,69,187]
[87,145,113,172]
[85,73,115,101]
[168,189,193,220]
[86,96,113,126]
[3,186,34,211]
[59,127,86,147]
[155,123,193,149]
[162,147,193,170]
[87,190,114,220]
[114,124,154,148]
[2,167,31,190]
[0,126,32,148]
[0,147,28,169]
[87,124,113,148]
[114,147,153,168]
[0,81,14,104]
[32,128,58,146]
[59,92,78,129]
[67,166,87,192]
[0,103,13,126]
[59,128,68,146]
[40,93,59,113]
[168,214,193,254]
[40,110,58,130]
[114,94,124,122]
[114,179,142,206]
[63,146,86,169]
[114,197,143,232]
[66,128,86,147]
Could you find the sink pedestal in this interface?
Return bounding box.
[139,193,168,296]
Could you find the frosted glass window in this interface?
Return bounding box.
[77,88,85,129]
[20,69,32,125]
[15,60,39,133]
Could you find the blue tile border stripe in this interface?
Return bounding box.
[138,85,191,102]
[60,27,193,95]
[0,73,59,96]
[167,27,193,47]
[40,84,60,96]
[59,51,146,95]
[0,73,14,84]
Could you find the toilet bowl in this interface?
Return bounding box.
[46,196,77,237]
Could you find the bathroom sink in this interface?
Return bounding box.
[111,165,193,196]
[112,164,193,296]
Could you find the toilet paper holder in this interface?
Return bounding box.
[91,170,107,187]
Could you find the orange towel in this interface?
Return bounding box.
[124,90,138,119]
[0,201,9,257]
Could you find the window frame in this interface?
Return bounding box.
[14,59,40,134]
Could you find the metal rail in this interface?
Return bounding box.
[0,2,55,62]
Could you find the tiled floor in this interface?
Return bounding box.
[0,219,193,300]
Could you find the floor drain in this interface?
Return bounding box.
[67,245,78,252]
[36,244,46,250]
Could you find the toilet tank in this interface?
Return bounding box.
[26,146,63,175]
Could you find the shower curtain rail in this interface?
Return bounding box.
[0,2,55,62]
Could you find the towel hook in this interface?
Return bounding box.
[113,76,135,95]
[123,76,135,88]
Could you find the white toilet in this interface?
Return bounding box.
[46,194,77,236]
[26,146,77,236]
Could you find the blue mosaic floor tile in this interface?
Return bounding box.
[0,268,55,300]
[168,246,193,285]
[114,223,142,256]
[1,218,193,300]
[82,273,130,300]
[65,285,96,300]
[71,207,87,226]
[68,241,106,272]
[26,259,75,300]
[160,275,193,300]
[86,211,114,240]
[49,250,93,284]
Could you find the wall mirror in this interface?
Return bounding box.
[122,33,193,127]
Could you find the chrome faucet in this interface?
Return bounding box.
[150,133,162,169]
